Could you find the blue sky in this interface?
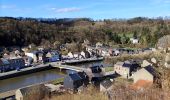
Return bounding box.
[0,0,170,20]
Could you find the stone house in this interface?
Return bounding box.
[64,73,84,92]
[114,61,139,79]
[15,84,47,100]
[85,65,104,85]
[133,65,157,83]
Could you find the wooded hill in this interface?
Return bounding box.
[0,17,170,47]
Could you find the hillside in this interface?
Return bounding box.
[0,17,170,47]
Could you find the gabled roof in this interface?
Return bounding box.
[144,65,157,77]
[1,58,10,65]
[100,79,112,89]
[123,63,132,68]
[134,65,157,78]
[77,72,88,79]
[90,66,102,73]
[69,73,82,81]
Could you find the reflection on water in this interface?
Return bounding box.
[0,69,64,93]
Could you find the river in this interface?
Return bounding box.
[0,69,64,93]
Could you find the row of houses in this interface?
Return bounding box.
[0,57,25,72]
[66,51,91,60]
[25,50,61,63]
[86,45,154,57]
[0,49,61,73]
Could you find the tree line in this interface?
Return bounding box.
[0,17,170,48]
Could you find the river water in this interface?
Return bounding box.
[0,69,64,93]
[0,61,112,93]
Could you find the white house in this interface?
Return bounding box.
[130,38,139,44]
[80,51,85,58]
[96,42,103,48]
[25,52,37,61]
[67,52,74,58]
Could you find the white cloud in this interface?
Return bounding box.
[0,5,16,9]
[51,7,81,13]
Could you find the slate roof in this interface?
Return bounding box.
[1,58,10,65]
[90,66,102,73]
[100,80,112,89]
[77,72,88,79]
[69,73,82,81]
[144,65,157,77]
[122,63,132,68]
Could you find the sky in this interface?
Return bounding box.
[0,0,170,20]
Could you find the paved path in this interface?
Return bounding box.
[0,63,51,78]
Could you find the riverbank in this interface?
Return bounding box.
[0,63,53,80]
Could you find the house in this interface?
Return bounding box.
[130,38,139,44]
[46,51,60,62]
[100,49,110,57]
[80,51,91,59]
[0,58,10,72]
[133,65,157,83]
[67,52,74,59]
[113,49,120,56]
[141,60,152,67]
[86,65,104,85]
[151,58,157,64]
[15,84,47,100]
[25,52,38,62]
[114,61,139,79]
[100,79,113,92]
[84,51,91,58]
[23,56,33,66]
[25,51,46,63]
[96,42,103,48]
[8,57,25,71]
[82,39,90,47]
[77,71,89,86]
[64,73,83,92]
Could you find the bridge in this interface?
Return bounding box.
[50,62,85,72]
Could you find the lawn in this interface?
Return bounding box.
[51,77,64,85]
[104,67,114,72]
